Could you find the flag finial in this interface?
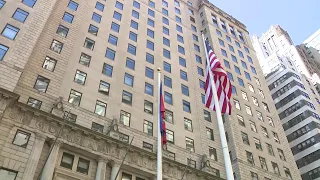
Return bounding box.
[157,68,161,72]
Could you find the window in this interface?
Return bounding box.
[115,1,123,10]
[206,127,214,140]
[148,18,154,27]
[248,56,253,63]
[68,0,78,11]
[148,0,155,8]
[254,138,262,150]
[84,38,95,50]
[251,66,257,74]
[235,41,241,48]
[194,44,200,52]
[102,63,113,77]
[245,105,252,115]
[120,133,129,143]
[166,130,174,143]
[248,83,254,92]
[22,0,36,7]
[175,7,180,14]
[232,86,237,94]
[178,45,185,54]
[145,67,154,79]
[252,96,258,106]
[74,70,87,85]
[13,8,29,23]
[146,53,154,64]
[183,100,191,113]
[60,152,74,169]
[143,120,153,136]
[133,1,140,9]
[176,25,183,33]
[148,9,155,17]
[242,132,249,145]
[234,99,240,110]
[163,27,169,35]
[202,110,211,122]
[175,16,182,23]
[105,48,115,60]
[2,24,19,40]
[284,167,292,179]
[145,29,154,39]
[62,12,74,23]
[91,122,104,133]
[234,65,241,74]
[251,172,258,180]
[244,46,250,53]
[77,158,90,174]
[130,20,138,30]
[184,118,192,131]
[162,0,168,7]
[99,81,110,96]
[226,35,231,42]
[224,60,230,68]
[191,25,197,32]
[122,91,132,105]
[13,130,30,148]
[278,148,286,161]
[164,92,173,105]
[144,100,153,114]
[267,116,274,127]
[163,37,170,47]
[95,100,107,116]
[111,22,120,32]
[174,0,180,6]
[42,56,56,71]
[246,151,254,165]
[145,83,153,96]
[34,75,50,92]
[237,114,245,126]
[221,49,227,57]
[162,8,168,16]
[165,110,173,123]
[186,137,194,152]
[196,55,202,64]
[163,17,169,25]
[259,126,269,139]
[271,162,280,175]
[228,44,234,52]
[238,50,244,58]
[209,147,217,161]
[50,39,63,54]
[249,121,257,132]
[147,40,154,50]
[216,29,222,37]
[129,31,137,42]
[120,110,131,126]
[197,67,204,76]
[143,142,153,151]
[127,44,136,55]
[124,73,134,87]
[219,39,225,47]
[255,78,261,86]
[163,49,170,59]
[238,78,244,87]
[113,11,122,21]
[181,84,189,96]
[0,44,8,61]
[180,70,188,81]
[199,80,205,89]
[78,53,91,67]
[164,62,171,73]
[262,102,269,112]
[241,91,248,101]
[68,90,82,106]
[272,132,280,143]
[27,97,42,109]
[231,55,238,63]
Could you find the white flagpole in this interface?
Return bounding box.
[157,68,162,180]
[201,33,234,180]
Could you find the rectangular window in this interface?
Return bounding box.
[13,8,29,23]
[178,45,185,54]
[204,110,211,122]
[228,45,234,52]
[145,67,154,79]
[197,67,204,76]
[245,72,251,80]
[196,55,202,64]
[162,8,168,16]
[125,58,135,70]
[209,147,217,161]
[143,142,153,151]
[133,1,140,9]
[183,100,191,113]
[91,122,104,133]
[241,91,248,101]
[219,39,225,47]
[164,92,173,105]
[147,40,154,50]
[0,44,9,61]
[166,130,174,143]
[146,53,154,64]
[184,118,192,131]
[42,56,56,71]
[79,53,91,66]
[176,25,183,33]
[163,62,171,73]
[95,100,107,116]
[102,63,113,77]
[147,29,154,38]
[165,110,173,123]
[74,70,87,85]
[2,24,19,40]
[224,60,230,68]
[234,65,241,75]
[113,11,122,21]
[245,105,252,115]
[124,73,134,87]
[145,83,153,96]
[127,44,136,55]
[148,0,155,8]
[148,18,154,27]
[186,137,194,152]
[63,12,74,23]
[272,162,280,175]
[199,80,205,89]
[111,22,120,32]
[163,49,170,59]
[27,97,42,109]
[120,110,131,126]
[216,29,222,37]
[206,127,214,140]
[13,130,30,148]
[254,137,262,150]
[242,132,249,145]
[175,7,181,14]
[162,17,169,25]
[60,152,74,169]
[84,38,95,50]
[194,44,200,52]
[221,49,227,57]
[99,81,110,96]
[181,84,189,96]
[235,41,241,48]
[251,66,257,74]
[262,126,269,138]
[76,158,90,174]
[115,1,123,10]
[143,120,153,136]
[122,91,133,105]
[232,55,238,63]
[278,148,286,161]
[162,0,168,7]
[68,0,78,11]
[148,9,155,17]
[246,151,254,165]
[22,0,36,7]
[34,75,50,92]
[108,34,118,46]
[251,172,258,180]
[237,114,245,126]
[232,86,237,94]
[249,121,257,132]
[273,132,280,143]
[164,76,172,88]
[259,156,268,170]
[163,37,170,47]
[234,99,240,110]
[129,31,137,42]
[144,100,153,114]
[55,25,69,38]
[130,20,138,30]
[68,89,82,106]
[163,26,169,35]
[191,25,197,32]
[248,56,253,63]
[180,70,188,81]
[95,1,104,11]
[105,48,115,60]
[238,78,244,87]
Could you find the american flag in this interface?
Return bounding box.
[205,39,232,115]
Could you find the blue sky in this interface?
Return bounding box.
[209,0,320,44]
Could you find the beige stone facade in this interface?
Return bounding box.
[0,0,300,179]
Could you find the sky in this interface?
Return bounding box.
[209,0,320,44]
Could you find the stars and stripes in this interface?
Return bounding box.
[204,39,232,115]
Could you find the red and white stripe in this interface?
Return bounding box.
[205,41,232,115]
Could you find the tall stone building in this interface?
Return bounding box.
[0,0,300,180]
[253,25,320,180]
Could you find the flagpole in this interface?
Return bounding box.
[201,33,234,180]
[157,68,162,180]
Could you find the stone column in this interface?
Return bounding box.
[110,161,120,180]
[95,157,108,180]
[22,133,46,180]
[40,140,62,180]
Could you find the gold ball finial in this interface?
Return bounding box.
[157,68,161,71]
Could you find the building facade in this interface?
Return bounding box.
[0,0,300,180]
[253,26,320,180]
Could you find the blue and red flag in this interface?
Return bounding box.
[159,82,167,146]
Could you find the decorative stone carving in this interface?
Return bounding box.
[22,111,33,125]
